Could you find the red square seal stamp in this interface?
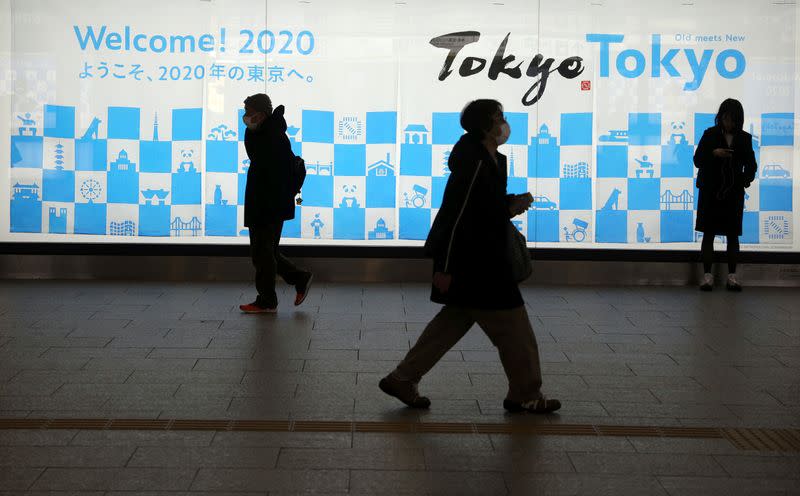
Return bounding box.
[581,80,591,91]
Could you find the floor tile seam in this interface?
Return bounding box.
[1,423,799,448]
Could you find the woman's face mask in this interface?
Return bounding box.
[496,122,511,146]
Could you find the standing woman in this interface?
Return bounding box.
[694,98,757,291]
[378,99,560,414]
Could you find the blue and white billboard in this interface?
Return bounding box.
[2,0,798,250]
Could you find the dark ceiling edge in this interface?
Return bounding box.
[0,243,798,264]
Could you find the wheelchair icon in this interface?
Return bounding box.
[403,184,428,208]
[563,218,589,242]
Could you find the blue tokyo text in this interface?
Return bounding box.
[586,33,746,90]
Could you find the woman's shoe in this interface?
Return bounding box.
[379,375,431,409]
[726,274,742,292]
[503,396,561,414]
[700,273,714,291]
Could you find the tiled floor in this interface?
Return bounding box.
[0,280,798,495]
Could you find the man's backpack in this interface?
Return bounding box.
[290,156,307,204]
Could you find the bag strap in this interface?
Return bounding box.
[444,160,483,273]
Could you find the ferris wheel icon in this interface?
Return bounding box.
[80,179,102,203]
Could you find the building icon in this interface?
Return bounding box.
[110,149,136,172]
[404,124,430,144]
[142,188,169,206]
[533,124,557,146]
[11,182,42,233]
[529,124,560,178]
[12,182,40,201]
[110,220,136,236]
[48,207,67,234]
[367,153,395,177]
[368,217,394,240]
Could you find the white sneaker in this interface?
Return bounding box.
[727,273,742,292]
[700,273,713,291]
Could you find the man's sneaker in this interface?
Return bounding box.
[726,274,742,292]
[239,302,277,314]
[294,272,313,306]
[503,397,561,414]
[378,375,431,409]
[700,273,714,291]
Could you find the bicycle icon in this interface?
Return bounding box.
[403,184,428,208]
[563,218,589,242]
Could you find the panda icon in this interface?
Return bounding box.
[340,184,360,208]
[178,149,196,172]
[669,122,688,145]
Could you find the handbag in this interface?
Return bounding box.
[507,221,532,282]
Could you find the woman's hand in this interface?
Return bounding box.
[509,194,533,216]
[713,148,733,158]
[433,272,452,293]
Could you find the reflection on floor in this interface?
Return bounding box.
[0,281,797,494]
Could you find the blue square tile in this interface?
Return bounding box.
[628,178,661,210]
[507,177,527,195]
[366,111,397,144]
[559,178,592,210]
[399,144,432,176]
[399,208,430,240]
[206,140,238,173]
[334,207,366,240]
[172,108,203,141]
[43,105,75,139]
[560,113,592,146]
[660,210,693,242]
[596,210,627,243]
[741,211,759,244]
[290,138,302,157]
[528,142,560,178]
[759,179,792,211]
[42,169,75,202]
[171,171,201,204]
[75,139,107,171]
[238,172,247,206]
[139,204,170,236]
[11,136,43,168]
[366,176,396,208]
[628,113,661,146]
[431,176,448,209]
[302,175,334,207]
[302,110,334,143]
[108,107,140,140]
[761,113,794,146]
[504,112,528,145]
[661,143,694,177]
[282,206,302,238]
[694,113,716,144]
[238,109,246,142]
[74,203,106,235]
[334,144,367,176]
[597,145,628,178]
[527,210,559,242]
[432,113,463,145]
[139,141,172,173]
[206,204,237,236]
[10,196,42,233]
[108,170,139,204]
